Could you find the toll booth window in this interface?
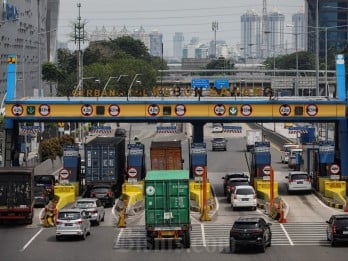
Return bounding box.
[294,106,303,116]
[163,106,171,115]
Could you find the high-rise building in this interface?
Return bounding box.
[0,0,59,101]
[306,0,348,57]
[173,32,184,60]
[267,10,285,56]
[149,30,163,57]
[291,11,305,52]
[241,10,261,59]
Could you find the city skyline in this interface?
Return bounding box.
[58,0,305,56]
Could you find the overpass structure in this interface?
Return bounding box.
[3,54,348,178]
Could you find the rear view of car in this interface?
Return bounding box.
[90,184,115,207]
[212,123,223,133]
[74,198,105,225]
[56,209,91,241]
[225,178,249,203]
[34,174,55,200]
[326,214,348,246]
[222,172,249,196]
[231,185,257,210]
[211,137,227,151]
[286,171,312,193]
[33,186,49,207]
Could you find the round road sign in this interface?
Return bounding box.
[59,168,70,179]
[175,104,186,116]
[81,104,93,116]
[148,104,160,116]
[329,164,340,174]
[128,168,138,178]
[241,104,252,116]
[109,105,120,116]
[306,104,318,116]
[214,104,226,116]
[279,104,291,116]
[262,165,271,175]
[39,104,50,116]
[11,104,23,116]
[194,166,204,176]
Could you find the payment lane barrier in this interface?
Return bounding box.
[156,126,176,134]
[223,126,242,133]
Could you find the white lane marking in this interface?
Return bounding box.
[280,223,294,246]
[313,193,344,214]
[201,223,207,247]
[115,228,124,246]
[20,228,43,252]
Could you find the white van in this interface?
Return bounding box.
[280,144,300,164]
[288,148,303,169]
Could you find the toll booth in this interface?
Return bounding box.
[300,126,316,144]
[63,145,81,192]
[251,142,271,182]
[190,142,207,180]
[126,143,146,182]
[318,141,335,175]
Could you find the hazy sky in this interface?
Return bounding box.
[58,0,305,56]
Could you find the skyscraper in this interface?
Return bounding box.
[291,11,305,52]
[173,32,184,60]
[241,10,261,59]
[149,30,163,57]
[267,10,285,56]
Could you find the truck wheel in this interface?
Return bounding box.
[183,231,191,248]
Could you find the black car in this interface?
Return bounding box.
[34,174,56,200]
[230,216,272,253]
[33,185,50,207]
[211,137,227,151]
[222,172,249,196]
[225,178,250,203]
[326,214,348,246]
[89,184,115,207]
[115,128,127,137]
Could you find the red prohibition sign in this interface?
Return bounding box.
[241,104,252,116]
[306,104,318,116]
[109,105,120,116]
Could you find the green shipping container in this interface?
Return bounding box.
[145,170,190,227]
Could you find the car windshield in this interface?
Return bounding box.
[234,221,259,229]
[291,174,308,180]
[214,138,225,142]
[91,187,110,193]
[76,202,95,208]
[58,212,81,220]
[236,188,254,195]
[336,218,348,226]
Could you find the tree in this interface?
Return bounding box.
[42,62,66,95]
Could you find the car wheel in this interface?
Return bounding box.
[95,219,100,226]
[259,241,266,253]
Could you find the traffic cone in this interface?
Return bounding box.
[278,208,287,223]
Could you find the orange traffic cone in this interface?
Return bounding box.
[278,208,287,223]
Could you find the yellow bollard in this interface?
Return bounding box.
[117,199,128,228]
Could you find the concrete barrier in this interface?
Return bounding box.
[254,179,279,201]
[120,181,144,215]
[324,180,346,207]
[189,181,214,212]
[54,185,76,210]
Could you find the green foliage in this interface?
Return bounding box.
[38,135,75,161]
[263,51,316,70]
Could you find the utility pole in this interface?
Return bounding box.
[212,21,218,58]
[75,2,85,94]
[261,0,269,58]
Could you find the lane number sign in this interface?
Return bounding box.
[279,104,291,116]
[175,104,186,116]
[241,104,252,116]
[109,105,120,116]
[148,104,160,116]
[81,104,93,116]
[39,104,50,116]
[214,104,226,116]
[306,104,318,116]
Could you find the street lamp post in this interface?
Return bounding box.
[127,74,142,101]
[102,75,128,94]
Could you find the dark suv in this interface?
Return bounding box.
[230,216,272,253]
[326,214,348,246]
[34,174,56,199]
[225,178,250,203]
[89,184,115,207]
[222,172,249,196]
[211,137,227,151]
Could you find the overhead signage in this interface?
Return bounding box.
[214,104,225,116]
[279,104,291,116]
[81,104,93,116]
[241,104,252,116]
[191,79,210,88]
[175,104,186,116]
[214,79,229,89]
[109,105,120,116]
[148,104,160,116]
[229,106,238,115]
[39,104,50,116]
[11,104,23,116]
[306,104,318,116]
[191,143,207,154]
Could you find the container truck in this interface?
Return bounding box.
[0,168,34,224]
[150,141,183,170]
[246,129,262,152]
[145,170,191,249]
[84,137,126,197]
